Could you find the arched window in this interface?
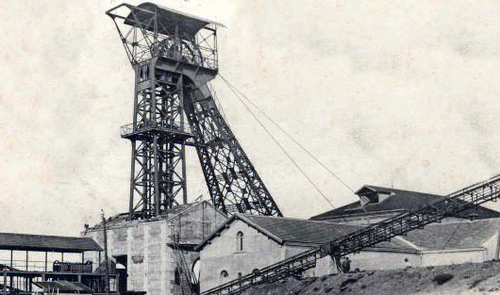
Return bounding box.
[220,270,229,278]
[236,231,244,251]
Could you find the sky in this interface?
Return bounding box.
[1,0,500,236]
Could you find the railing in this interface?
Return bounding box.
[201,248,320,295]
[107,3,219,70]
[0,259,53,272]
[120,122,191,137]
[0,259,94,273]
[120,123,134,137]
[156,39,218,70]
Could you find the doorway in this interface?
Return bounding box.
[114,255,128,293]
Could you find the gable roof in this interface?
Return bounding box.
[0,233,102,252]
[196,214,499,254]
[403,218,499,251]
[311,185,499,220]
[195,214,415,252]
[241,214,360,245]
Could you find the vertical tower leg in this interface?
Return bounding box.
[125,62,189,219]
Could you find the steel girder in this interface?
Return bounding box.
[124,60,188,219]
[108,2,282,218]
[184,84,282,216]
[201,174,500,295]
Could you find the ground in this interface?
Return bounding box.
[241,261,500,295]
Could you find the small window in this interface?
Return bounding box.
[220,270,229,278]
[236,231,244,251]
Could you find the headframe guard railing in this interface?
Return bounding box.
[106,2,223,69]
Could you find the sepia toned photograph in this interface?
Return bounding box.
[1,1,500,294]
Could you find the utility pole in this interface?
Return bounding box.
[495,203,500,260]
[3,267,7,295]
[102,210,110,295]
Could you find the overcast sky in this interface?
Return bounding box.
[1,0,500,236]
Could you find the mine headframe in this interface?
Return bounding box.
[106,2,220,69]
[106,2,283,219]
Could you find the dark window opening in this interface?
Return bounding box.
[220,270,228,278]
[114,255,128,293]
[236,231,244,251]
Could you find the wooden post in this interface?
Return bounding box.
[496,211,500,260]
[102,210,110,295]
[3,268,7,295]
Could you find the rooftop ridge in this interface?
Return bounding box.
[359,184,444,197]
[237,213,353,225]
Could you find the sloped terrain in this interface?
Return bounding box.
[241,261,500,295]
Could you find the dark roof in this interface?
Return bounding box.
[0,233,102,252]
[196,214,499,253]
[311,185,499,220]
[124,2,221,38]
[403,219,499,250]
[241,215,359,245]
[196,214,415,252]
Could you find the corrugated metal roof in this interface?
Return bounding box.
[124,2,221,38]
[0,233,102,252]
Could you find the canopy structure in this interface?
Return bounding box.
[34,281,94,294]
[124,2,222,38]
[0,232,102,253]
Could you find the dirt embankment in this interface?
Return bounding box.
[241,261,500,295]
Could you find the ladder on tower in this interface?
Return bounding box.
[201,173,500,295]
[169,228,199,295]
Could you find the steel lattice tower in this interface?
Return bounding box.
[107,2,282,219]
